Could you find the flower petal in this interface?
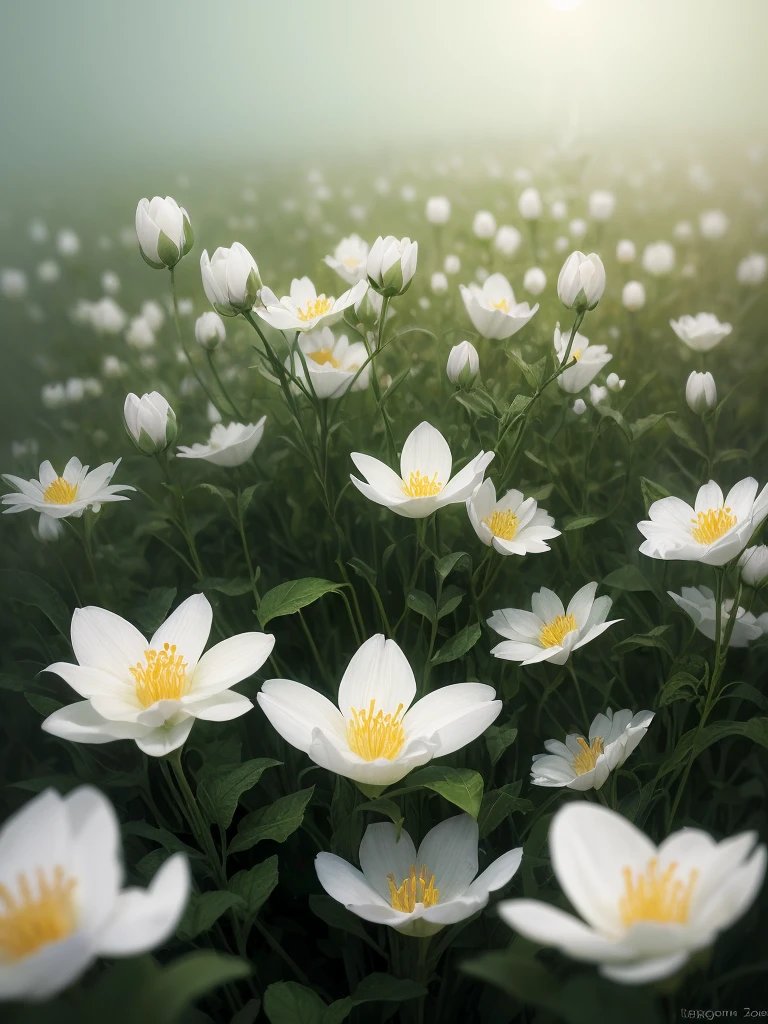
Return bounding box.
[338,635,416,720]
[416,814,478,901]
[150,594,213,671]
[359,823,418,901]
[191,632,275,697]
[70,606,147,683]
[96,854,190,955]
[258,679,345,753]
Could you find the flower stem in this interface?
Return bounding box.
[169,267,223,413]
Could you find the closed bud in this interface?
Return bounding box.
[616,239,636,264]
[425,196,451,225]
[195,311,226,350]
[588,190,616,221]
[685,371,717,415]
[446,341,480,388]
[518,187,542,221]
[124,391,177,455]
[557,251,606,311]
[472,210,497,239]
[739,545,768,587]
[366,235,418,297]
[622,280,646,311]
[523,267,546,296]
[430,271,449,295]
[200,243,262,315]
[135,196,193,270]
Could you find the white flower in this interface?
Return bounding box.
[195,311,226,350]
[425,196,451,225]
[570,218,588,240]
[638,478,768,566]
[324,234,370,285]
[531,709,654,791]
[57,230,80,257]
[467,479,559,556]
[0,786,189,1001]
[42,383,66,409]
[460,273,538,340]
[29,219,48,244]
[737,252,767,286]
[616,240,636,264]
[494,225,522,257]
[573,398,587,415]
[350,421,493,520]
[200,243,262,316]
[101,271,120,295]
[739,545,768,586]
[472,211,497,239]
[670,313,732,353]
[588,190,616,221]
[125,315,155,350]
[550,199,567,221]
[499,803,766,984]
[668,586,767,647]
[258,634,501,786]
[606,373,625,392]
[177,419,266,467]
[642,241,675,276]
[523,267,546,295]
[699,209,729,239]
[589,384,608,407]
[135,196,193,269]
[554,235,569,254]
[674,220,694,243]
[366,236,418,296]
[141,300,165,332]
[430,271,449,296]
[446,341,479,387]
[1,269,28,299]
[315,814,521,937]
[444,254,461,275]
[488,582,621,666]
[65,378,85,403]
[622,280,645,311]
[42,594,274,757]
[90,298,127,335]
[557,252,606,311]
[102,356,124,379]
[686,371,717,414]
[518,187,542,221]
[287,328,370,399]
[124,392,177,455]
[554,323,612,394]
[37,260,60,284]
[258,276,367,332]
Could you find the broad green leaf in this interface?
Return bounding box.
[437,584,465,619]
[509,350,546,390]
[264,981,326,1024]
[454,388,497,418]
[197,577,253,597]
[135,951,250,1023]
[640,476,671,513]
[431,621,482,664]
[602,565,654,593]
[258,578,342,626]
[659,718,768,778]
[229,787,314,854]
[347,557,376,588]
[25,692,62,717]
[630,412,671,442]
[435,550,471,581]
[352,973,427,1003]
[198,758,281,829]
[613,625,672,656]
[478,782,532,838]
[122,821,200,858]
[407,765,484,817]
[228,855,278,917]
[484,722,518,766]
[0,570,71,639]
[356,796,404,835]
[563,514,603,532]
[177,890,245,941]
[407,589,436,621]
[658,671,702,707]
[132,586,177,634]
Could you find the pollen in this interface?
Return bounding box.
[402,470,443,498]
[342,256,360,268]
[0,866,78,960]
[347,699,406,761]
[388,865,440,913]
[490,298,510,313]
[572,736,604,775]
[130,643,189,707]
[690,507,737,544]
[571,347,583,361]
[483,509,519,541]
[307,347,340,368]
[539,613,577,648]
[42,477,78,505]
[619,858,698,927]
[297,296,333,322]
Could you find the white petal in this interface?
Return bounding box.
[466,848,523,897]
[134,718,195,757]
[359,823,417,901]
[403,683,501,756]
[0,932,94,1001]
[600,952,690,984]
[66,786,121,932]
[338,635,416,720]
[42,701,150,743]
[315,852,389,907]
[258,679,345,752]
[400,422,452,483]
[417,815,478,900]
[70,606,147,683]
[190,632,274,697]
[150,594,213,671]
[96,854,190,955]
[184,690,253,721]
[498,899,629,962]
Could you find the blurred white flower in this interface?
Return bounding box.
[739,545,768,586]
[201,242,262,316]
[37,261,60,284]
[606,372,625,392]
[90,297,127,335]
[65,379,86,404]
[686,371,717,414]
[177,419,266,467]
[101,271,120,294]
[589,384,608,406]
[446,341,479,387]
[287,328,369,399]
[588,190,615,221]
[472,211,497,239]
[616,239,636,264]
[206,401,222,424]
[699,209,729,239]
[673,220,694,243]
[324,234,370,285]
[642,241,675,276]
[670,313,731,353]
[622,280,646,311]
[41,383,66,409]
[102,355,124,379]
[259,276,367,332]
[1,269,28,299]
[430,271,448,296]
[518,187,542,221]
[550,199,567,221]
[125,315,155,350]
[557,251,605,311]
[57,230,80,257]
[554,235,570,253]
[124,392,177,455]
[444,254,461,275]
[554,323,612,393]
[467,479,559,556]
[28,218,48,243]
[523,266,546,295]
[135,196,193,269]
[573,398,587,415]
[366,236,418,296]
[494,225,522,257]
[668,586,767,647]
[425,196,451,225]
[141,299,165,332]
[194,311,226,351]
[460,272,538,340]
[737,252,767,286]
[569,218,588,240]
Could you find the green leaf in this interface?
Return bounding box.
[309,894,377,945]
[478,782,532,838]
[132,586,177,634]
[135,951,250,1023]
[454,388,497,418]
[435,551,471,581]
[156,228,180,268]
[25,692,62,717]
[407,766,484,817]
[658,671,703,707]
[352,973,427,1003]
[658,718,768,778]
[563,514,603,532]
[668,416,706,457]
[229,855,279,917]
[630,411,672,442]
[508,350,546,391]
[728,682,768,712]
[177,890,245,942]
[198,758,281,829]
[258,579,342,626]
[380,366,411,406]
[197,577,253,597]
[640,476,671,514]
[407,589,436,621]
[347,557,376,588]
[0,569,71,639]
[238,484,260,516]
[264,982,327,1024]
[613,625,672,656]
[462,950,562,1014]
[431,621,482,664]
[437,584,465,619]
[602,565,655,593]
[484,723,518,766]
[356,797,404,835]
[122,821,201,858]
[229,787,314,854]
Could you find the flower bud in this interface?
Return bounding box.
[494,225,522,257]
[430,272,449,296]
[195,311,226,350]
[425,196,451,225]
[588,190,616,221]
[557,251,605,311]
[737,252,767,286]
[606,372,625,392]
[446,341,479,388]
[523,267,546,296]
[739,545,768,586]
[366,236,418,297]
[444,254,461,275]
[518,187,542,221]
[200,242,262,315]
[622,280,646,311]
[135,196,193,269]
[616,239,636,264]
[573,398,587,415]
[472,211,497,239]
[685,371,717,414]
[124,391,177,455]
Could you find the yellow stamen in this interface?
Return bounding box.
[572,347,582,361]
[619,858,698,926]
[388,864,440,913]
[690,507,736,544]
[342,256,360,269]
[347,699,406,761]
[0,867,78,960]
[307,347,340,368]
[490,298,510,312]
[402,470,443,498]
[483,509,519,541]
[539,613,577,648]
[572,736,604,775]
[43,477,78,504]
[297,296,333,322]
[130,643,189,707]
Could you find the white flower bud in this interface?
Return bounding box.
[737,252,767,286]
[569,218,588,240]
[425,196,451,225]
[557,252,605,311]
[642,242,675,276]
[589,384,608,407]
[685,371,717,414]
[57,230,80,257]
[606,372,625,392]
[622,280,646,311]
[616,239,636,264]
[444,254,461,275]
[135,196,193,269]
[91,297,127,335]
[472,211,497,239]
[739,545,768,587]
[125,316,155,350]
[141,300,165,332]
[65,378,86,403]
[430,272,449,296]
[200,242,262,315]
[588,190,616,221]
[518,187,542,221]
[699,209,729,240]
[195,311,226,350]
[124,391,177,455]
[446,341,479,387]
[523,267,546,296]
[550,199,567,221]
[367,235,418,296]
[573,398,587,415]
[494,225,522,257]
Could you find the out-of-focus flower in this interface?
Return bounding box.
[668,586,767,647]
[616,239,636,264]
[0,786,190,1001]
[518,187,542,220]
[430,271,448,295]
[554,323,612,393]
[351,421,493,519]
[287,328,369,399]
[65,379,86,403]
[494,225,522,257]
[488,582,620,666]
[673,220,694,243]
[589,384,608,406]
[686,371,717,414]
[201,242,262,316]
[523,267,546,295]
[125,316,155,350]
[135,196,193,269]
[446,341,479,387]
[642,241,675,276]
[557,252,605,311]
[141,300,165,332]
[57,230,80,257]
[444,254,461,275]
[499,803,766,984]
[739,545,768,586]
[101,271,120,294]
[195,311,226,350]
[588,190,616,220]
[259,277,367,332]
[737,252,767,286]
[550,199,567,221]
[472,211,497,239]
[555,235,570,253]
[1,269,28,299]
[206,401,221,424]
[699,209,729,239]
[460,272,538,340]
[638,478,768,566]
[42,383,66,409]
[324,234,370,285]
[90,297,127,335]
[670,313,732,353]
[315,814,521,937]
[124,392,177,455]
[366,236,418,296]
[573,398,587,415]
[569,218,588,240]
[622,280,646,311]
[102,356,124,379]
[531,708,653,791]
[28,218,48,243]
[177,419,266,467]
[258,634,501,786]
[37,261,60,284]
[425,196,451,225]
[467,479,559,556]
[606,372,625,392]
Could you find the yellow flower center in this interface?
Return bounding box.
[572,736,604,775]
[483,509,519,540]
[572,347,583,361]
[130,643,189,707]
[388,865,440,913]
[307,347,340,368]
[342,256,360,268]
[490,298,510,312]
[297,296,333,322]
[690,507,736,544]
[539,613,577,648]
[346,699,406,761]
[619,858,698,927]
[42,477,78,504]
[0,867,78,961]
[402,470,443,498]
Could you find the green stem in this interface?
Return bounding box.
[205,349,245,420]
[169,267,223,413]
[367,294,397,462]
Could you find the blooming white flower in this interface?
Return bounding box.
[668,586,766,648]
[642,242,675,276]
[258,276,367,333]
[494,225,522,258]
[557,252,605,311]
[350,421,493,520]
[588,190,616,221]
[258,634,501,786]
[616,239,636,264]
[553,323,612,394]
[523,267,546,295]
[622,281,645,311]
[201,243,262,316]
[737,252,767,286]
[459,273,538,340]
[425,196,451,225]
[739,545,768,587]
[467,479,559,556]
[430,271,448,296]
[638,478,768,566]
[670,313,732,353]
[0,786,189,1001]
[124,392,177,455]
[531,709,654,791]
[177,419,266,467]
[125,315,155,350]
[287,328,369,399]
[499,803,766,984]
[488,582,621,666]
[315,814,521,937]
[42,594,274,757]
[324,234,370,285]
[518,187,542,221]
[366,236,418,296]
[446,341,479,387]
[686,371,717,414]
[699,209,729,239]
[195,311,226,350]
[472,211,497,239]
[135,196,193,269]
